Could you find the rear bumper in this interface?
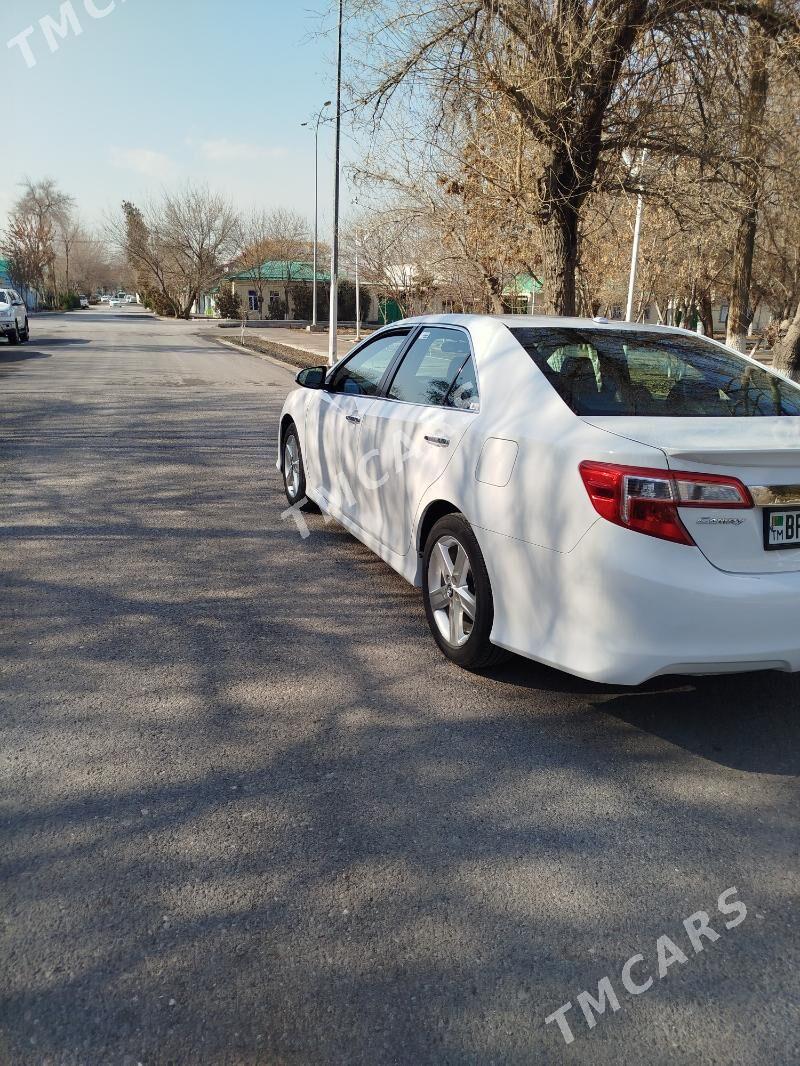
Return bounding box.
[476,520,800,685]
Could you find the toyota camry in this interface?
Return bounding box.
[277,315,800,684]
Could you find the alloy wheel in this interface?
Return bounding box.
[427,534,476,647]
[284,435,301,498]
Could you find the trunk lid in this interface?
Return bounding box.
[584,416,800,574]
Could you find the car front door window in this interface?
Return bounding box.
[331,332,409,396]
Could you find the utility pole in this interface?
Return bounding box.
[328,0,343,366]
[301,100,331,331]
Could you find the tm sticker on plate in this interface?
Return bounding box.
[765,508,800,550]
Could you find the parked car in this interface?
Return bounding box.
[109,296,124,307]
[99,295,110,303]
[78,294,89,308]
[0,289,29,345]
[278,314,800,685]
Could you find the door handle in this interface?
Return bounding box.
[346,414,361,424]
[424,435,450,447]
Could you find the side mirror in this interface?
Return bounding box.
[296,365,327,389]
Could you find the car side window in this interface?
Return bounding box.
[386,327,474,407]
[329,332,409,396]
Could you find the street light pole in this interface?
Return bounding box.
[355,228,361,341]
[301,101,331,331]
[328,0,343,366]
[624,148,647,323]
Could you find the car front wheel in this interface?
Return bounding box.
[7,324,19,345]
[422,513,509,670]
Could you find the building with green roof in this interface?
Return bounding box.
[501,273,543,314]
[199,259,332,319]
[225,260,331,285]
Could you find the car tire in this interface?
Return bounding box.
[7,324,19,346]
[281,421,317,511]
[422,513,510,671]
[20,319,29,342]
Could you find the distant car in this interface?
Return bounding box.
[0,288,29,345]
[109,296,124,307]
[99,295,110,303]
[78,294,89,309]
[125,294,134,303]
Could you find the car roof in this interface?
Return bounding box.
[394,312,697,338]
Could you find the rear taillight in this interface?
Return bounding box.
[579,462,753,546]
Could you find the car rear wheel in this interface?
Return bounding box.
[422,513,510,670]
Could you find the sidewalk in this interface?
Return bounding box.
[210,326,373,370]
[247,326,370,357]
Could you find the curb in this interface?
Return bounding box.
[213,337,305,375]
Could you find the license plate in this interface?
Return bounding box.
[764,507,800,550]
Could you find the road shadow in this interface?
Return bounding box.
[25,337,90,347]
[0,348,52,364]
[2,378,798,1064]
[593,669,800,775]
[464,633,800,775]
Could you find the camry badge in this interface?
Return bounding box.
[696,516,745,526]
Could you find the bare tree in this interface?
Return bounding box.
[236,209,271,318]
[230,208,310,318]
[349,0,799,315]
[2,177,74,303]
[264,208,310,314]
[160,186,241,318]
[111,186,241,318]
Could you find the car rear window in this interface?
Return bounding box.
[508,326,800,417]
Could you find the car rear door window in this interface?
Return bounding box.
[509,326,800,417]
[445,355,480,410]
[387,327,474,407]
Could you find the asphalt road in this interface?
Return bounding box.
[1,308,798,1066]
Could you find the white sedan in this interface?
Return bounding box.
[277,315,800,684]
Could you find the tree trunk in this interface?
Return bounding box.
[727,206,759,350]
[541,203,579,316]
[482,272,505,314]
[698,290,714,337]
[772,300,800,381]
[180,291,197,319]
[725,17,770,351]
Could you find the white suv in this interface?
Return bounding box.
[0,289,28,344]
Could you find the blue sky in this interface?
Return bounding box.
[3,0,348,229]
